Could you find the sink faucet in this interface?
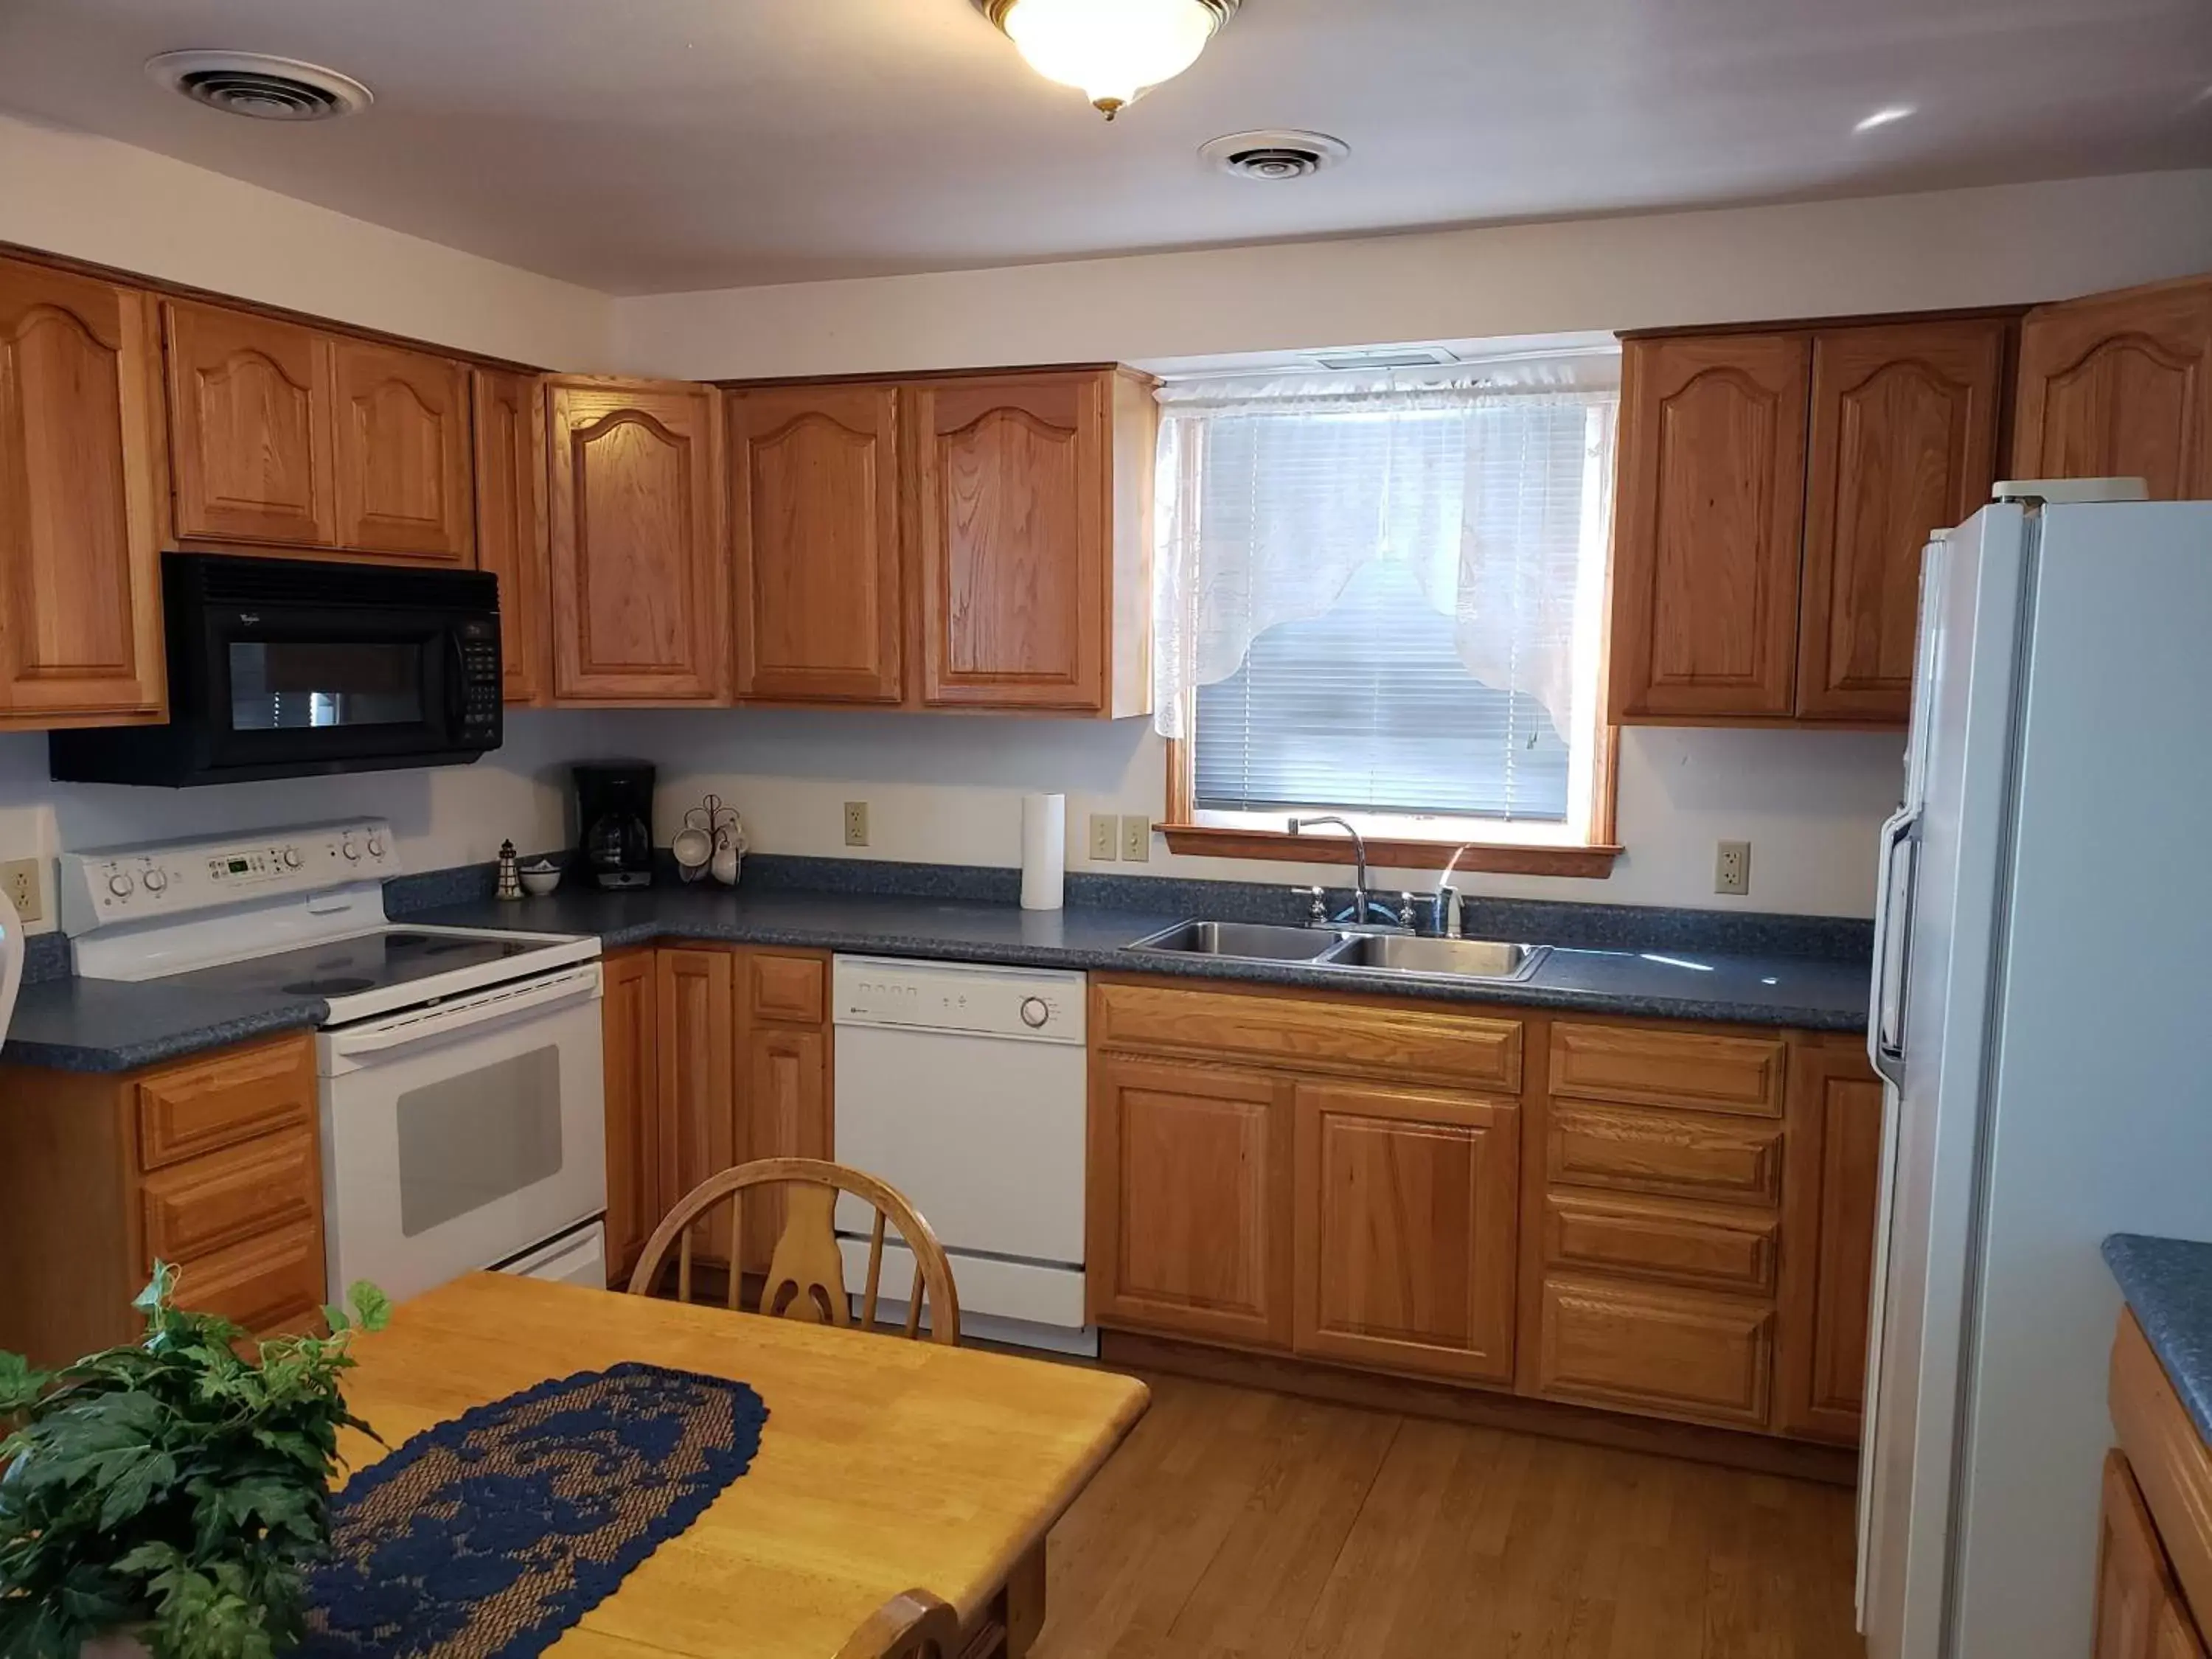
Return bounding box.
[1289,816,1380,926]
[1433,844,1479,939]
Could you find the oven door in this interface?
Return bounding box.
[319,964,606,1304]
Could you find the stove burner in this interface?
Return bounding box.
[285,975,378,996]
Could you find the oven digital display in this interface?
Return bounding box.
[227,858,250,874]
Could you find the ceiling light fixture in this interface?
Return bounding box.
[974,0,1239,121]
[1853,104,1916,134]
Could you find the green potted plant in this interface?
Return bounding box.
[0,1264,389,1659]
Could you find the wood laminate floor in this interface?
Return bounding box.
[1031,1371,1864,1659]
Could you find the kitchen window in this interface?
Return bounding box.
[1153,358,1624,874]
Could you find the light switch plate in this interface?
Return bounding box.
[1714,840,1751,897]
[1120,815,1152,863]
[1,858,41,924]
[843,801,869,848]
[1088,814,1119,861]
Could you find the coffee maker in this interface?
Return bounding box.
[573,762,655,891]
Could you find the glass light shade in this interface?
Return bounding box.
[1002,0,1221,116]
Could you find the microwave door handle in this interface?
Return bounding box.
[1867,807,1916,1088]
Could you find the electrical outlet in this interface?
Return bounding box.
[1714,840,1752,897]
[0,858,41,924]
[1088,813,1119,861]
[843,801,869,848]
[1120,815,1152,863]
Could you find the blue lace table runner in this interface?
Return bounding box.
[303,1361,768,1659]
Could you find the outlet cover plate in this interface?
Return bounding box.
[1714,840,1751,897]
[1088,814,1119,860]
[1,858,41,924]
[843,801,869,848]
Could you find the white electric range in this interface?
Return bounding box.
[61,820,609,1303]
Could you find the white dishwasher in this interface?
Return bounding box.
[831,955,1093,1355]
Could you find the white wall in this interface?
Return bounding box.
[616,170,2212,378]
[0,111,613,370]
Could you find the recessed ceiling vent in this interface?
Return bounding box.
[1200,129,1349,181]
[146,51,372,121]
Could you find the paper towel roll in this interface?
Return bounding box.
[1021,793,1066,911]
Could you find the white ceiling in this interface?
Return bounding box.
[1,0,2208,296]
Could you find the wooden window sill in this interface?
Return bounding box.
[1158,825,1624,878]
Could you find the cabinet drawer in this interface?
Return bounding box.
[136,1037,316,1170]
[1536,1274,1775,1427]
[160,1220,327,1337]
[1094,980,1522,1091]
[1543,1191,1778,1295]
[1548,1101,1782,1206]
[746,951,826,1026]
[140,1129,320,1265]
[1549,1022,1784,1117]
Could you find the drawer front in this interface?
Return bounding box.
[1543,1191,1778,1295]
[1549,1022,1785,1117]
[1548,1101,1784,1206]
[1094,980,1523,1091]
[161,1221,327,1337]
[1536,1273,1775,1427]
[137,1037,316,1170]
[747,951,827,1026]
[140,1129,321,1265]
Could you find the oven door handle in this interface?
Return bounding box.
[326,965,602,1061]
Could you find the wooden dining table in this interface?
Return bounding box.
[335,1273,1151,1659]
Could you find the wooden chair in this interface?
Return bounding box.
[627,1157,961,1344]
[834,1590,960,1659]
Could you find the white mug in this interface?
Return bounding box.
[710,828,741,887]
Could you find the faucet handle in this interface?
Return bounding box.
[1296,884,1329,924]
[1396,891,1418,931]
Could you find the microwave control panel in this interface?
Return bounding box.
[58,820,402,936]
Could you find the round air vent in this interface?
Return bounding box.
[145,51,372,121]
[1200,128,1349,180]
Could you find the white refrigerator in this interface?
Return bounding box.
[1859,490,2212,1658]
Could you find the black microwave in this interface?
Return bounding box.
[51,553,503,787]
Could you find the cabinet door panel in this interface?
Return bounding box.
[0,260,165,719]
[333,340,473,561]
[139,1129,319,1265]
[1293,1083,1517,1382]
[472,369,550,703]
[2017,277,2212,501]
[736,1024,831,1275]
[548,382,727,703]
[731,385,902,703]
[655,948,737,1265]
[164,300,335,546]
[2096,1450,2207,1659]
[1610,334,1810,720]
[1779,1043,1885,1443]
[1088,1054,1292,1348]
[1536,1273,1775,1427]
[911,374,1105,710]
[602,951,659,1287]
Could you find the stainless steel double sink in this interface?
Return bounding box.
[1125,919,1548,983]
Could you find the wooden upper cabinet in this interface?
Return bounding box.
[729,383,903,704]
[546,378,728,703]
[906,368,1153,716]
[1292,1082,1519,1384]
[331,340,473,562]
[472,369,551,703]
[1778,1041,1885,1444]
[1798,319,2007,721]
[2016,275,2212,500]
[163,300,336,547]
[1610,333,1812,722]
[0,257,166,723]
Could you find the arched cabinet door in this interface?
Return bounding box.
[163,299,336,547]
[546,378,728,704]
[333,339,474,562]
[0,258,167,723]
[1609,333,1812,722]
[2015,274,2212,501]
[729,383,903,704]
[472,368,550,703]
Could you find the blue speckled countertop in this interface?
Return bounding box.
[2104,1234,2212,1444]
[1,874,1874,1075]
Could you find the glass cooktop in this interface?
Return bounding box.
[173,929,555,1001]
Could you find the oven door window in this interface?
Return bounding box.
[394,1046,565,1237]
[229,640,425,731]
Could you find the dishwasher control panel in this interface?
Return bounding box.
[832,955,1085,1043]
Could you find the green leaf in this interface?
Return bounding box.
[345,1281,392,1332]
[96,1444,178,1529]
[131,1261,177,1320]
[0,1348,52,1416]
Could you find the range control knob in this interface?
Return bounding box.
[341,838,359,863]
[142,868,168,894]
[1019,997,1050,1029]
[366,832,386,859]
[282,847,302,870]
[107,872,133,899]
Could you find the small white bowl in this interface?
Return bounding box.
[518,866,563,898]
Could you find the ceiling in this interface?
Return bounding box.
[2,0,2208,296]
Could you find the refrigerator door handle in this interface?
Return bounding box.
[1868,805,1918,1088]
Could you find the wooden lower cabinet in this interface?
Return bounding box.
[0,1033,323,1366]
[601,950,660,1285]
[2096,1450,2210,1659]
[1778,1039,1886,1442]
[1533,1274,1775,1429]
[1293,1082,1518,1383]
